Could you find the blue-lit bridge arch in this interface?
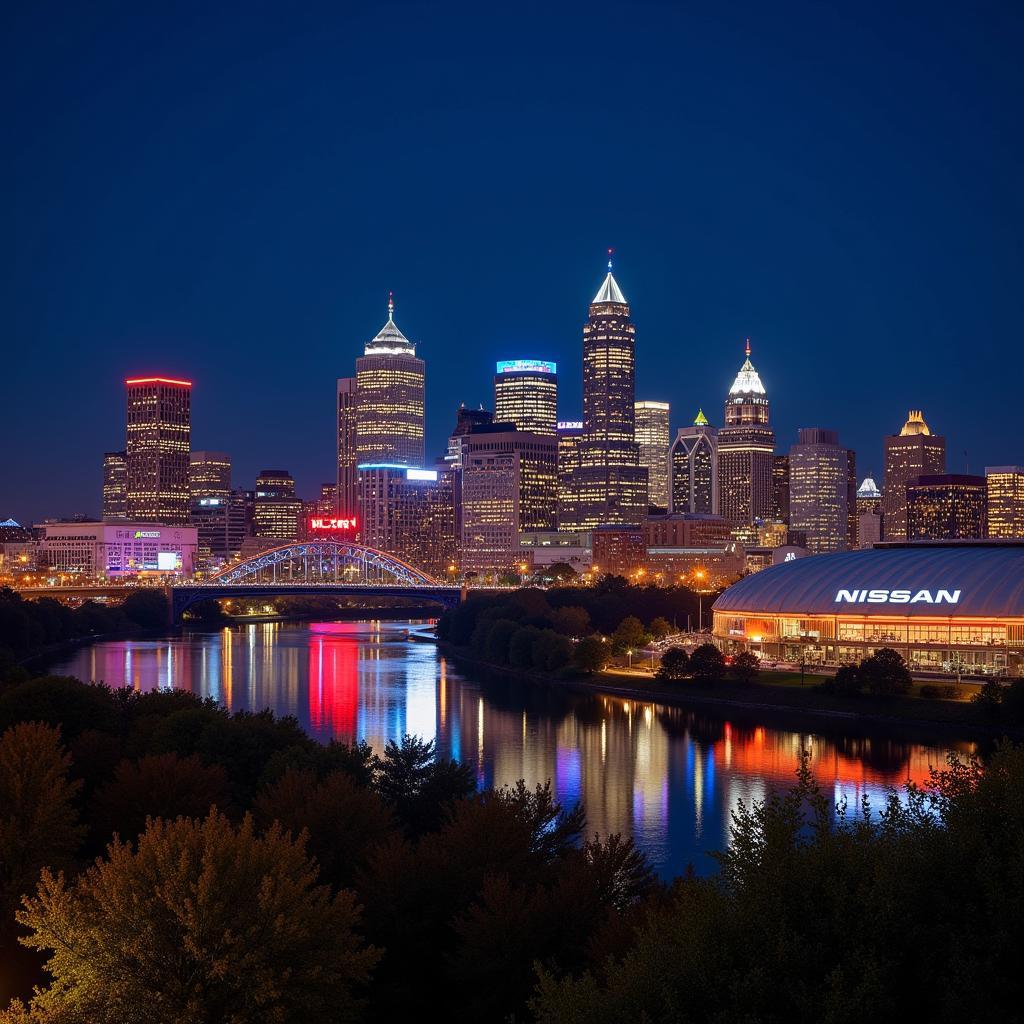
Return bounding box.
[170,541,459,623]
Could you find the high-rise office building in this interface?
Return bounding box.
[336,376,357,517]
[882,410,946,540]
[125,376,192,525]
[907,474,987,540]
[717,342,775,527]
[772,454,790,524]
[459,450,520,574]
[445,405,493,468]
[189,451,231,500]
[635,400,670,510]
[357,465,455,576]
[494,360,557,435]
[669,410,718,515]
[985,466,1024,538]
[566,256,648,528]
[102,451,128,520]
[355,295,425,467]
[788,428,851,553]
[556,420,584,528]
[458,425,558,532]
[846,449,858,550]
[191,490,249,560]
[856,477,883,548]
[253,469,302,540]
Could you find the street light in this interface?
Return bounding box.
[627,648,633,669]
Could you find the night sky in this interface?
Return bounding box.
[4,1,1022,524]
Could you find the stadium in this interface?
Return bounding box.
[711,542,1024,677]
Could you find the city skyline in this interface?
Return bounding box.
[4,3,1021,523]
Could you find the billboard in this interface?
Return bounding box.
[496,359,556,375]
[309,516,358,533]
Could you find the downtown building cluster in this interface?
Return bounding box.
[4,259,1024,584]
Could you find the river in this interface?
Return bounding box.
[45,619,973,878]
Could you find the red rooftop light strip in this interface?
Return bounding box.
[125,376,193,387]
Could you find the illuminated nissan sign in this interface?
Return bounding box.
[834,589,961,605]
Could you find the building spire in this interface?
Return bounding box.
[388,291,394,322]
[607,247,614,272]
[745,337,751,358]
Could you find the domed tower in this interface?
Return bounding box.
[562,253,649,530]
[717,340,776,528]
[354,293,425,467]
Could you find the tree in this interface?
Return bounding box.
[0,723,84,923]
[376,735,474,836]
[545,562,578,584]
[573,635,608,674]
[533,629,573,671]
[509,626,544,670]
[825,663,864,697]
[90,753,231,843]
[610,616,649,654]
[552,605,591,637]
[729,650,760,684]
[859,647,912,696]
[253,768,394,889]
[483,618,520,664]
[13,811,379,1024]
[689,643,726,683]
[648,617,673,640]
[119,590,169,631]
[656,647,690,681]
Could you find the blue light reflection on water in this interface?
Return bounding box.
[51,621,970,878]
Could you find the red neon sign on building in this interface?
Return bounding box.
[309,516,358,533]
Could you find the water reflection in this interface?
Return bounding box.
[56,620,971,877]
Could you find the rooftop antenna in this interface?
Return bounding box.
[387,290,394,321]
[607,247,614,272]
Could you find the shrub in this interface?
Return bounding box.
[972,679,1004,719]
[573,635,608,674]
[859,647,913,696]
[689,643,726,684]
[821,664,864,697]
[729,651,760,684]
[656,646,690,681]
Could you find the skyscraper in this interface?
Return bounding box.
[772,454,790,524]
[459,449,520,575]
[717,342,775,528]
[446,404,493,468]
[493,360,557,435]
[189,451,231,500]
[788,428,851,553]
[669,410,718,515]
[125,376,191,525]
[985,466,1024,538]
[635,400,670,511]
[856,476,883,548]
[336,377,357,517]
[882,410,946,540]
[102,451,127,520]
[556,420,584,528]
[565,255,648,528]
[253,469,302,540]
[355,295,425,467]
[907,474,987,540]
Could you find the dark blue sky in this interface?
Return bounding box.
[4,1,1022,523]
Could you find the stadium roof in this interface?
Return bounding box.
[713,544,1024,619]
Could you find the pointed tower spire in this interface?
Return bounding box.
[694,408,709,426]
[592,249,627,304]
[607,247,614,271]
[745,337,751,358]
[388,290,394,322]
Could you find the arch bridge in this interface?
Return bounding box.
[170,541,462,623]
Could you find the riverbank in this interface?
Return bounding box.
[440,644,1019,741]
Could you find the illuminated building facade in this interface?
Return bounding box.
[717,343,775,528]
[634,400,670,510]
[907,474,987,540]
[189,451,231,499]
[357,465,455,576]
[38,521,197,577]
[516,530,592,573]
[713,543,1024,677]
[882,410,946,540]
[985,466,1024,539]
[125,376,192,525]
[494,360,557,435]
[788,428,851,553]
[459,425,558,532]
[253,469,302,540]
[591,524,645,578]
[336,376,357,516]
[772,454,790,523]
[355,295,425,468]
[556,420,583,528]
[669,411,718,515]
[459,450,520,574]
[102,451,128,520]
[567,258,648,529]
[191,490,248,560]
